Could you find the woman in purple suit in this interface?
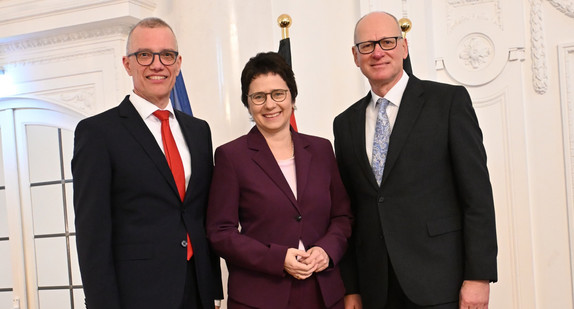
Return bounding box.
[206,52,352,309]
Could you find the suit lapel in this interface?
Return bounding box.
[382,76,425,184]
[118,97,181,199]
[292,131,311,202]
[247,127,300,212]
[351,93,380,189]
[176,110,205,204]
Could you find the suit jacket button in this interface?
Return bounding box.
[378,197,384,203]
[295,215,302,222]
[181,240,188,247]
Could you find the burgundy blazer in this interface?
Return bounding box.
[206,126,352,309]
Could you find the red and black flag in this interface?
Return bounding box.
[278,35,298,131]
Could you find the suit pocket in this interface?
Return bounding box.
[427,216,462,237]
[114,243,154,261]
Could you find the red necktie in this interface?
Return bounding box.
[153,110,193,259]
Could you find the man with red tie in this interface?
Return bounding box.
[72,17,222,309]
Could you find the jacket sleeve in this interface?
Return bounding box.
[333,116,361,294]
[448,86,498,282]
[72,119,121,309]
[310,140,353,266]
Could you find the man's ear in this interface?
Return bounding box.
[352,46,360,67]
[122,56,133,76]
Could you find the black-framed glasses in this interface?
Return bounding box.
[355,36,402,54]
[127,50,179,66]
[248,89,289,105]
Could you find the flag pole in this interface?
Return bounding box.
[398,17,413,76]
[277,14,298,131]
[399,17,412,39]
[277,14,291,39]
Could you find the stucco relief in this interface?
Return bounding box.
[35,87,96,115]
[438,0,512,86]
[458,34,494,70]
[441,12,508,85]
[528,0,574,95]
[560,45,574,147]
[530,0,549,95]
[447,0,502,32]
[6,48,115,68]
[0,25,130,54]
[548,0,574,17]
[559,44,574,280]
[0,25,123,115]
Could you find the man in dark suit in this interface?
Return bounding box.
[334,12,497,309]
[72,17,222,309]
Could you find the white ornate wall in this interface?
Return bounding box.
[0,0,155,116]
[1,0,574,308]
[431,1,536,308]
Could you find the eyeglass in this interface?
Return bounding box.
[248,89,289,105]
[127,50,179,66]
[355,36,402,54]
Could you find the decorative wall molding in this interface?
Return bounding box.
[558,42,574,294]
[548,0,574,18]
[0,0,156,25]
[437,0,512,86]
[446,0,502,32]
[401,0,409,17]
[447,0,498,6]
[458,34,494,70]
[530,0,549,94]
[6,48,116,69]
[37,86,96,114]
[560,43,574,184]
[14,86,97,116]
[0,24,130,54]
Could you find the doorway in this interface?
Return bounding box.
[0,101,84,309]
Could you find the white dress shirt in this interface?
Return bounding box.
[130,91,192,188]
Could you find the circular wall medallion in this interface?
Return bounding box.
[442,22,509,86]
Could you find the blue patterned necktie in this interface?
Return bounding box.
[372,98,391,185]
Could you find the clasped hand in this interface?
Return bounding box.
[284,247,329,280]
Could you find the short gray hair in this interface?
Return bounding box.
[126,17,178,54]
[354,11,401,43]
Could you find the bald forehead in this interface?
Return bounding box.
[354,12,402,43]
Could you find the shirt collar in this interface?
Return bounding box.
[130,90,176,120]
[370,70,410,107]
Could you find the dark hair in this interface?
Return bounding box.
[240,52,298,107]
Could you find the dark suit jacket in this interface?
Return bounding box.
[72,95,223,309]
[206,126,353,309]
[334,76,497,308]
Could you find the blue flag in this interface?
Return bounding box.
[170,72,193,116]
